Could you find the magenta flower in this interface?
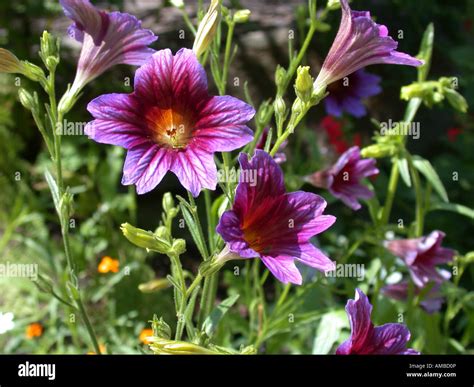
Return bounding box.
[85,48,255,196]
[337,289,419,355]
[313,0,423,94]
[324,69,381,118]
[60,0,157,99]
[384,231,455,287]
[305,146,378,210]
[382,281,443,314]
[216,150,336,285]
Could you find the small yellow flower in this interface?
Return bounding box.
[25,323,43,339]
[139,328,154,345]
[98,256,120,274]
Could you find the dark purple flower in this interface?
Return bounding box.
[216,150,336,285]
[305,146,378,210]
[85,48,255,196]
[60,0,157,99]
[324,69,381,117]
[384,231,455,287]
[382,281,444,314]
[337,288,419,355]
[313,0,423,95]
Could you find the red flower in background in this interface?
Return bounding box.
[320,116,362,154]
[447,127,463,142]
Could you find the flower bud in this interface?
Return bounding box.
[152,316,172,339]
[162,192,175,214]
[149,338,216,355]
[138,278,171,293]
[0,48,24,74]
[155,226,169,239]
[233,9,251,23]
[295,66,313,103]
[360,144,396,159]
[18,88,36,111]
[40,31,59,61]
[22,61,46,83]
[171,238,186,256]
[193,0,221,59]
[275,65,286,91]
[274,96,286,119]
[121,223,171,253]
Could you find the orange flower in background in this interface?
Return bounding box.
[98,256,120,274]
[87,344,107,355]
[139,328,154,345]
[25,323,43,339]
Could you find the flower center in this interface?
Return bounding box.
[146,107,194,149]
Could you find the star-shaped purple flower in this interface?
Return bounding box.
[324,69,382,118]
[337,289,419,355]
[60,0,158,97]
[85,48,255,196]
[384,231,455,288]
[306,146,378,210]
[313,0,423,94]
[216,150,336,285]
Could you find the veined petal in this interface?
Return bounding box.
[86,93,149,149]
[234,150,286,216]
[260,256,302,285]
[170,146,217,197]
[193,95,255,152]
[371,324,419,355]
[134,48,208,107]
[122,144,173,194]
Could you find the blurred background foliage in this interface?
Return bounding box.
[0,0,473,354]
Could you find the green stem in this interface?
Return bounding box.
[76,294,102,354]
[220,21,235,95]
[381,161,400,226]
[48,69,101,354]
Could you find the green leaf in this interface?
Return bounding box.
[178,201,209,260]
[312,310,347,354]
[444,88,468,113]
[412,156,448,202]
[403,97,422,123]
[417,23,434,82]
[202,294,239,338]
[397,157,412,187]
[429,202,474,220]
[44,169,60,215]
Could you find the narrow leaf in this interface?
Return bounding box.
[412,156,448,202]
[202,294,240,338]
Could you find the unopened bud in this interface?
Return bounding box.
[233,9,251,23]
[193,0,221,59]
[295,66,313,103]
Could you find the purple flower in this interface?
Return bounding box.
[85,48,255,196]
[382,281,444,314]
[305,146,378,210]
[60,0,157,98]
[384,231,455,287]
[313,0,423,94]
[216,150,336,285]
[324,69,381,118]
[337,289,419,355]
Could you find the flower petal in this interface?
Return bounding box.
[260,255,302,285]
[86,93,149,149]
[193,95,255,152]
[170,146,217,197]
